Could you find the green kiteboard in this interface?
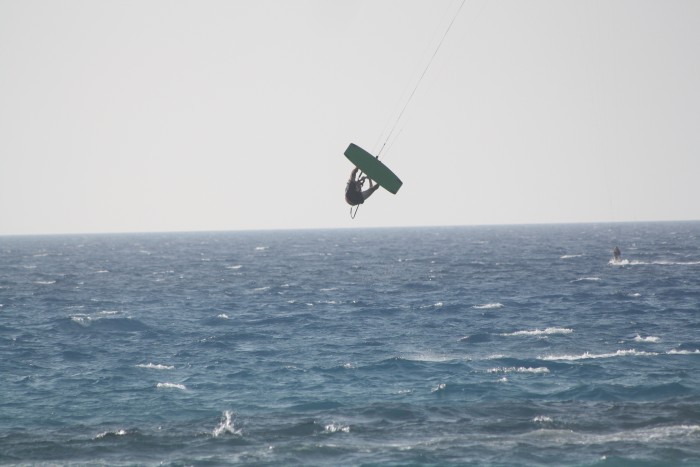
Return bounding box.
[344,143,403,194]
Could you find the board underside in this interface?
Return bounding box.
[344,143,403,194]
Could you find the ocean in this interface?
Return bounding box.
[1,222,699,466]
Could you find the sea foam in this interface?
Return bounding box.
[540,349,659,361]
[137,363,174,370]
[502,327,573,337]
[634,335,661,343]
[157,382,187,390]
[212,411,242,437]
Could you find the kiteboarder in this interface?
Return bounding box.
[345,167,380,206]
[613,246,621,262]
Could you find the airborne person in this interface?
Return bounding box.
[613,246,621,262]
[345,167,380,206]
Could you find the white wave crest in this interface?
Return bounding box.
[523,424,700,445]
[502,327,573,337]
[533,416,553,423]
[137,363,174,370]
[571,277,601,283]
[642,259,700,266]
[488,367,550,374]
[95,429,127,439]
[431,383,446,393]
[473,303,504,309]
[612,259,700,266]
[71,315,93,326]
[212,410,242,437]
[668,349,700,355]
[540,349,658,361]
[560,254,583,259]
[156,382,187,390]
[217,314,229,319]
[226,264,242,270]
[324,422,350,433]
[634,334,660,343]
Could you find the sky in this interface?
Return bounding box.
[1,0,699,235]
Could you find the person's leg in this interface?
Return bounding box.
[361,181,380,200]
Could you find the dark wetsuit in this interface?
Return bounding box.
[613,247,621,261]
[345,180,364,206]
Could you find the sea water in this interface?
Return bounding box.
[1,222,699,466]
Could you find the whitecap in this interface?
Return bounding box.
[560,254,583,259]
[486,354,507,360]
[540,349,659,361]
[522,424,700,445]
[324,422,350,433]
[254,246,268,251]
[667,349,700,355]
[634,334,660,343]
[226,265,242,270]
[212,410,242,437]
[571,277,601,283]
[533,416,553,423]
[431,383,446,393]
[253,286,271,292]
[217,314,229,319]
[137,363,174,370]
[651,260,700,266]
[34,280,56,285]
[95,429,127,439]
[488,367,550,374]
[473,303,504,309]
[71,315,92,326]
[405,352,459,363]
[502,327,573,337]
[156,382,187,390]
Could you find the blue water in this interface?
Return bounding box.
[2,222,700,466]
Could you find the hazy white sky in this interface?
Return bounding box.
[1,0,699,235]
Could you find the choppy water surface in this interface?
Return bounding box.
[1,222,699,465]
